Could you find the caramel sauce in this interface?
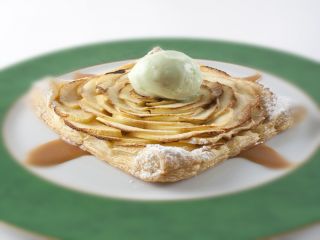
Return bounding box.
[26,139,89,166]
[238,144,292,169]
[26,140,292,169]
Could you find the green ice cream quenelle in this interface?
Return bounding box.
[128,48,202,100]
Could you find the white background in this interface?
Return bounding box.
[0,0,319,239]
[1,0,319,70]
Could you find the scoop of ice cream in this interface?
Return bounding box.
[128,48,202,100]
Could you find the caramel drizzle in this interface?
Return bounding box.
[238,144,292,169]
[26,139,89,166]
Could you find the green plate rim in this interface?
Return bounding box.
[0,38,319,240]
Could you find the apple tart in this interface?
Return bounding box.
[30,61,298,182]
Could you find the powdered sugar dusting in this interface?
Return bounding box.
[272,96,293,117]
[131,144,215,180]
[264,93,293,119]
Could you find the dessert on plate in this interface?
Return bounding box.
[30,47,299,182]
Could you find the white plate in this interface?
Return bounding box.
[3,60,320,201]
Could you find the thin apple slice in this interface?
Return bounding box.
[96,73,127,93]
[54,102,95,123]
[59,79,87,108]
[64,120,122,139]
[96,116,181,135]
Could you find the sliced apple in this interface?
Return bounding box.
[64,120,122,139]
[59,79,87,108]
[53,102,94,123]
[96,73,127,93]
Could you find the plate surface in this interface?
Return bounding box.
[3,59,320,201]
[0,39,319,240]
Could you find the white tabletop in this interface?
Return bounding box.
[0,0,319,239]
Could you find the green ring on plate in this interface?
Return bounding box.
[0,38,319,240]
